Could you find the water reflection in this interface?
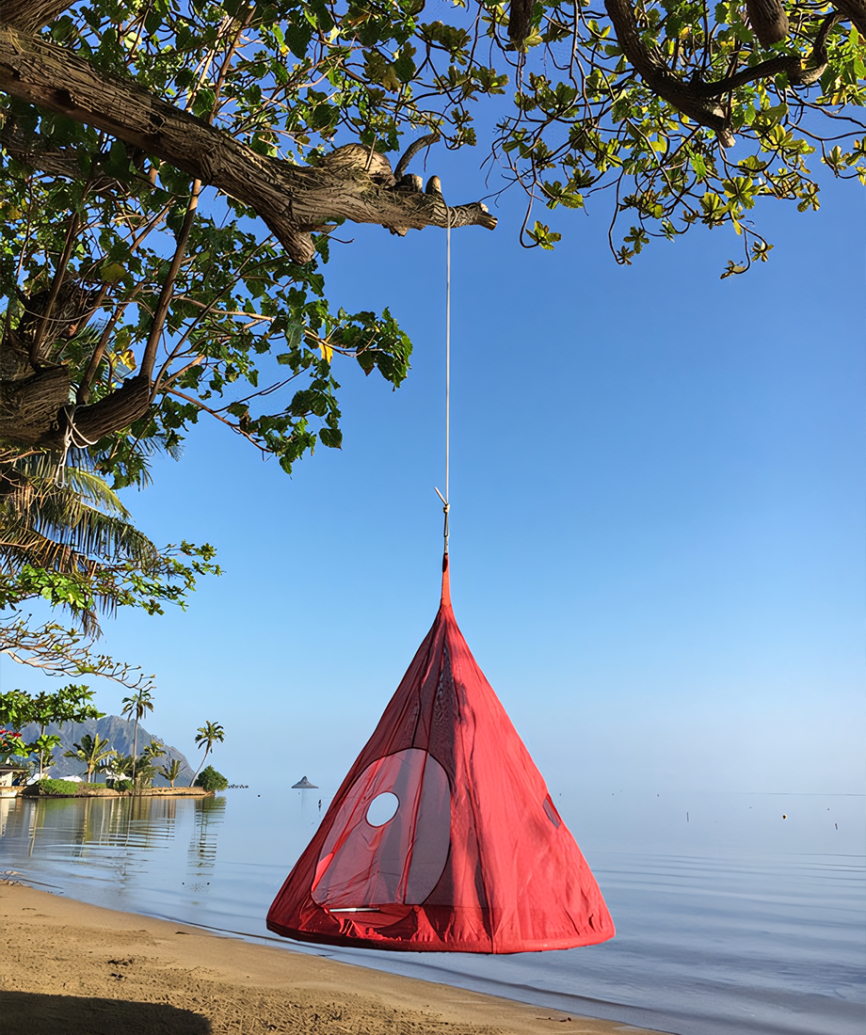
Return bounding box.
[0,795,187,856]
[0,791,862,1035]
[0,795,226,904]
[187,795,226,877]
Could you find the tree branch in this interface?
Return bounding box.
[0,112,158,199]
[604,0,852,142]
[0,26,496,264]
[699,55,806,96]
[1,618,155,692]
[832,0,866,37]
[0,0,74,35]
[140,181,202,381]
[603,0,735,145]
[745,0,789,49]
[700,11,845,96]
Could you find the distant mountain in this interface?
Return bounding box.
[19,714,196,785]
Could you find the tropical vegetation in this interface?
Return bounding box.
[121,688,155,781]
[1,451,220,697]
[160,758,183,788]
[0,685,205,788]
[0,0,862,487]
[0,684,102,776]
[62,731,116,781]
[190,721,226,786]
[195,765,229,792]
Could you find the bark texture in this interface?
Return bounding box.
[746,0,790,48]
[0,26,496,265]
[832,0,866,35]
[0,364,70,445]
[604,0,852,143]
[0,0,73,34]
[0,18,495,451]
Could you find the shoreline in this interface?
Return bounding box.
[1,882,670,1035]
[4,785,211,799]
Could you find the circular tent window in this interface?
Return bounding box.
[366,791,399,826]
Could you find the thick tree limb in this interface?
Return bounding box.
[0,0,73,35]
[509,0,535,49]
[832,0,866,36]
[745,0,789,48]
[605,0,852,143]
[0,363,153,449]
[603,0,735,145]
[0,362,70,444]
[0,26,496,264]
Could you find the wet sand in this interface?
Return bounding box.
[1,882,668,1035]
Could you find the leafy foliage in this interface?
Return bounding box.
[0,684,103,774]
[1,0,417,481]
[62,730,116,780]
[195,764,229,792]
[1,452,220,693]
[493,1,865,270]
[190,719,225,786]
[1,0,860,504]
[1,452,220,633]
[25,777,80,795]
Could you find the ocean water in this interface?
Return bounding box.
[0,789,863,1035]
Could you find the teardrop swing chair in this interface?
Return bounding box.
[267,216,615,954]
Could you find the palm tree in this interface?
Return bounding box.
[139,739,165,786]
[0,451,161,634]
[190,721,225,786]
[121,689,154,782]
[134,756,159,789]
[159,758,183,788]
[63,732,116,782]
[142,739,165,763]
[105,753,135,787]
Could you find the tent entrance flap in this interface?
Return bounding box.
[266,557,615,953]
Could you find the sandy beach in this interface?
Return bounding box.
[1,881,667,1035]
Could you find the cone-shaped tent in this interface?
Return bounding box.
[267,558,614,952]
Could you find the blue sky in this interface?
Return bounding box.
[4,147,863,802]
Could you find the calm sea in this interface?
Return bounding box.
[1,789,863,1035]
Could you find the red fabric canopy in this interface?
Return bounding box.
[267,557,614,952]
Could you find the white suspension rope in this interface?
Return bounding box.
[435,211,452,554]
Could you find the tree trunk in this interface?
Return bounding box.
[0,364,71,445]
[0,0,73,34]
[190,746,209,787]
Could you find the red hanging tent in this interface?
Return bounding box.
[267,557,614,952]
